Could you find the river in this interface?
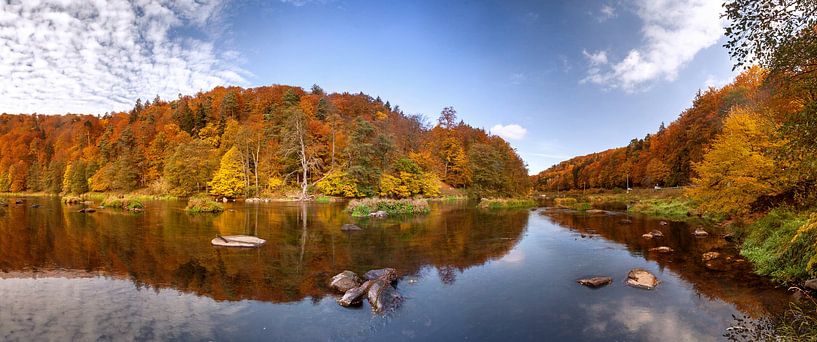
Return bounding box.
[0,197,795,341]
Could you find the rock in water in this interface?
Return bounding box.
[659,221,669,226]
[338,280,372,307]
[625,268,659,290]
[805,279,817,291]
[649,246,674,253]
[369,210,388,218]
[618,219,632,225]
[367,279,403,313]
[693,227,709,237]
[364,268,398,283]
[702,252,721,261]
[586,209,606,215]
[577,276,613,288]
[340,224,362,231]
[649,229,664,237]
[330,271,362,293]
[78,208,96,213]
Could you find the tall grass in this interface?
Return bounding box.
[741,208,816,282]
[185,197,224,213]
[478,198,536,209]
[347,198,430,217]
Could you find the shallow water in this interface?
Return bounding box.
[0,198,794,341]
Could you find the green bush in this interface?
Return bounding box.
[185,197,224,213]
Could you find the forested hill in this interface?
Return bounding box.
[534,68,766,191]
[0,85,530,198]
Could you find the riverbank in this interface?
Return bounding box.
[543,188,817,285]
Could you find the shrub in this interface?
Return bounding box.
[316,170,364,197]
[185,197,224,213]
[347,198,430,217]
[101,195,144,210]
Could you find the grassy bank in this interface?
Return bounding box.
[478,198,535,209]
[347,198,430,217]
[740,209,817,282]
[542,188,719,221]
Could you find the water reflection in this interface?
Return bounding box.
[539,209,791,317]
[0,198,528,303]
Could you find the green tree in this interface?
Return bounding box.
[164,140,217,196]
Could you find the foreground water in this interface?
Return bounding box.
[0,197,795,341]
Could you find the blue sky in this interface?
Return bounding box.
[0,0,734,173]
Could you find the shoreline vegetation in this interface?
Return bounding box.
[347,198,431,217]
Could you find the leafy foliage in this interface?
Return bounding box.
[208,146,245,198]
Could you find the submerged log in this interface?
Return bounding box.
[210,235,266,248]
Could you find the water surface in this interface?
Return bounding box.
[0,198,794,341]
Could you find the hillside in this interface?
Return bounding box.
[534,68,765,191]
[0,85,529,199]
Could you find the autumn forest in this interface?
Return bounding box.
[0,85,529,200]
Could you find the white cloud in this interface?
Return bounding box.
[583,50,608,66]
[0,0,247,114]
[598,4,617,21]
[582,0,724,92]
[491,124,528,140]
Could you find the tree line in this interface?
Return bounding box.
[0,85,530,199]
[536,0,817,217]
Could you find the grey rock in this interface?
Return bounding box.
[364,268,398,283]
[340,224,362,231]
[625,268,659,290]
[369,210,388,218]
[338,280,372,307]
[804,278,817,291]
[367,279,403,313]
[329,271,362,293]
[577,276,613,288]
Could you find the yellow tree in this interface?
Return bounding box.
[688,107,782,216]
[209,146,245,198]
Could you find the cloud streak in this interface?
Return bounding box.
[582,0,724,92]
[0,0,246,114]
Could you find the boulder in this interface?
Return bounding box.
[649,246,674,253]
[369,210,388,218]
[367,279,403,313]
[364,268,398,283]
[14,199,23,204]
[693,227,709,237]
[329,271,362,293]
[702,252,721,262]
[625,268,659,290]
[577,276,613,288]
[338,280,372,307]
[643,229,664,239]
[805,279,817,291]
[340,224,362,231]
